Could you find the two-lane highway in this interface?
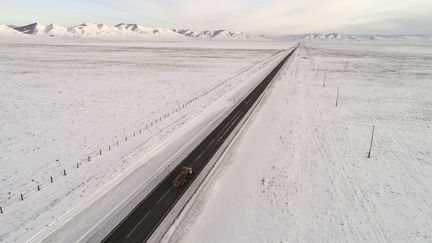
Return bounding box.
[103,46,298,243]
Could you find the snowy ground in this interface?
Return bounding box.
[0,37,294,242]
[171,40,432,242]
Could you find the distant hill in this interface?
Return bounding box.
[278,33,431,41]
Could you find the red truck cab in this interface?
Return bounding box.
[172,166,193,188]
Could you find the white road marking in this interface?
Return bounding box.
[126,210,151,239]
[195,150,205,161]
[156,187,172,204]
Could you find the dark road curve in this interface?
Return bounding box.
[102,46,298,243]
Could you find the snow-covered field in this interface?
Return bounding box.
[0,37,294,242]
[171,40,432,242]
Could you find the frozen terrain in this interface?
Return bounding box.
[0,37,294,242]
[171,40,432,242]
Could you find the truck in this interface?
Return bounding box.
[172,166,193,188]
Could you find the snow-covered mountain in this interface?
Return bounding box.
[68,23,117,36]
[115,23,154,35]
[10,22,262,40]
[0,24,23,35]
[14,23,46,35]
[175,29,265,40]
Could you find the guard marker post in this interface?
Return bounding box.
[335,86,340,107]
[323,72,327,87]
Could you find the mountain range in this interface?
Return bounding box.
[1,22,265,40]
[2,23,430,41]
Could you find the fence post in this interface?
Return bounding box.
[20,194,24,201]
[367,125,375,158]
[50,176,53,183]
[37,185,40,191]
[63,169,66,176]
[0,207,3,214]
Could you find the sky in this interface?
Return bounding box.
[1,0,432,36]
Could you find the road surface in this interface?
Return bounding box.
[103,46,297,243]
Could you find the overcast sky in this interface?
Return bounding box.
[2,0,431,35]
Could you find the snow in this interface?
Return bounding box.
[0,37,294,242]
[170,40,432,242]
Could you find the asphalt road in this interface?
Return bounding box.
[102,46,297,243]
